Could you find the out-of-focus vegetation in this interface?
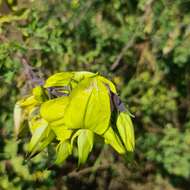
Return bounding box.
[0,0,190,189]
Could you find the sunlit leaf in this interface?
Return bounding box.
[28,119,48,153]
[18,95,38,107]
[14,103,23,136]
[29,116,44,134]
[51,125,72,141]
[103,127,125,154]
[71,129,82,148]
[44,71,96,89]
[32,86,46,102]
[40,96,69,122]
[62,78,94,129]
[62,78,111,134]
[55,141,72,165]
[98,76,117,93]
[44,72,74,88]
[84,78,111,134]
[116,112,135,152]
[77,129,94,165]
[29,131,55,158]
[71,71,97,84]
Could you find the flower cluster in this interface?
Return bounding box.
[14,71,135,165]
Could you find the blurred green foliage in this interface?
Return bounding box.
[0,0,190,189]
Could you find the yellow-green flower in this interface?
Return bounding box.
[14,71,135,165]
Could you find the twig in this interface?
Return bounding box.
[111,34,136,71]
[67,145,109,179]
[67,164,110,178]
[110,0,156,71]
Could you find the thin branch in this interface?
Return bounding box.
[67,163,110,178]
[111,0,156,71]
[67,145,110,179]
[111,35,136,71]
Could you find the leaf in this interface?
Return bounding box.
[36,131,55,151]
[29,116,43,134]
[18,95,38,107]
[98,76,117,93]
[116,112,135,152]
[84,78,111,134]
[62,78,111,134]
[55,141,72,165]
[32,86,46,102]
[71,71,97,84]
[51,125,72,141]
[44,71,96,89]
[28,119,48,153]
[77,129,94,165]
[29,131,55,158]
[61,78,95,129]
[71,129,82,148]
[14,103,33,138]
[103,127,125,154]
[40,96,70,122]
[44,72,74,88]
[14,103,23,136]
[0,9,30,24]
[70,129,94,164]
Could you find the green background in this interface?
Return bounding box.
[0,0,190,189]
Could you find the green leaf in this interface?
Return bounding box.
[62,78,111,134]
[0,9,30,24]
[40,96,70,122]
[84,78,111,134]
[116,112,135,152]
[18,95,38,107]
[103,127,125,154]
[29,117,44,134]
[29,131,55,158]
[55,141,72,165]
[71,71,97,83]
[14,103,23,137]
[71,129,82,148]
[51,125,72,141]
[28,119,48,153]
[36,131,55,151]
[77,129,94,165]
[44,71,97,92]
[98,76,117,93]
[61,78,94,129]
[32,86,46,102]
[44,72,74,88]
